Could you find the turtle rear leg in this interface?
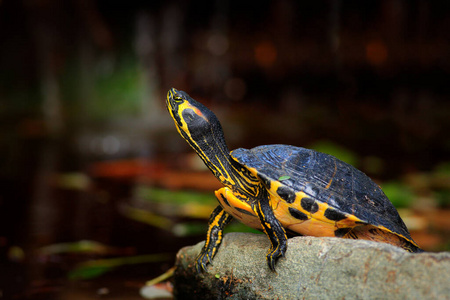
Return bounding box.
[255,191,288,271]
[196,205,232,273]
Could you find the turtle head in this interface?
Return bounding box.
[166,88,222,147]
[166,88,260,196]
[166,87,232,183]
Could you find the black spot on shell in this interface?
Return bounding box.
[234,206,255,216]
[288,207,309,221]
[324,208,347,221]
[300,197,319,214]
[276,186,296,204]
[334,228,352,237]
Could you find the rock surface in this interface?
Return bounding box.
[173,232,450,299]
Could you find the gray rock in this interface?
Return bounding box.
[173,232,450,300]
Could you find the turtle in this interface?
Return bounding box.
[165,88,423,272]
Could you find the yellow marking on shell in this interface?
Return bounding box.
[288,218,338,236]
[245,165,367,236]
[229,157,420,249]
[325,160,338,189]
[265,180,364,237]
[215,188,262,230]
[267,181,421,248]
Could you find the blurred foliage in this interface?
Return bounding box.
[0,86,41,115]
[430,162,450,207]
[135,186,216,218]
[382,162,450,208]
[308,140,359,167]
[435,161,450,175]
[55,172,91,190]
[381,181,415,208]
[225,221,261,235]
[120,203,215,237]
[145,266,175,287]
[361,156,385,176]
[69,253,172,280]
[7,246,25,263]
[436,190,450,207]
[90,58,142,119]
[62,56,143,121]
[136,186,216,206]
[304,140,450,209]
[38,240,124,256]
[120,203,174,230]
[1,54,144,121]
[35,239,172,280]
[128,186,261,236]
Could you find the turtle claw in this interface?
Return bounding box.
[194,206,233,273]
[255,191,288,271]
[195,253,211,273]
[266,244,286,271]
[195,251,212,273]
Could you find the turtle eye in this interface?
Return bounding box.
[168,88,185,103]
[173,95,184,102]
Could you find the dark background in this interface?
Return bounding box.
[0,0,449,299]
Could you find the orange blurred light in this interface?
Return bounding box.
[366,40,388,66]
[254,41,277,68]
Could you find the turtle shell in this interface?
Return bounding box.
[231,144,415,245]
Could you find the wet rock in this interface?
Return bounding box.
[173,232,450,299]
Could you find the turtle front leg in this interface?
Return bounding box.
[196,205,232,273]
[255,191,288,271]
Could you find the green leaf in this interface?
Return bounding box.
[278,175,290,181]
[69,253,173,280]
